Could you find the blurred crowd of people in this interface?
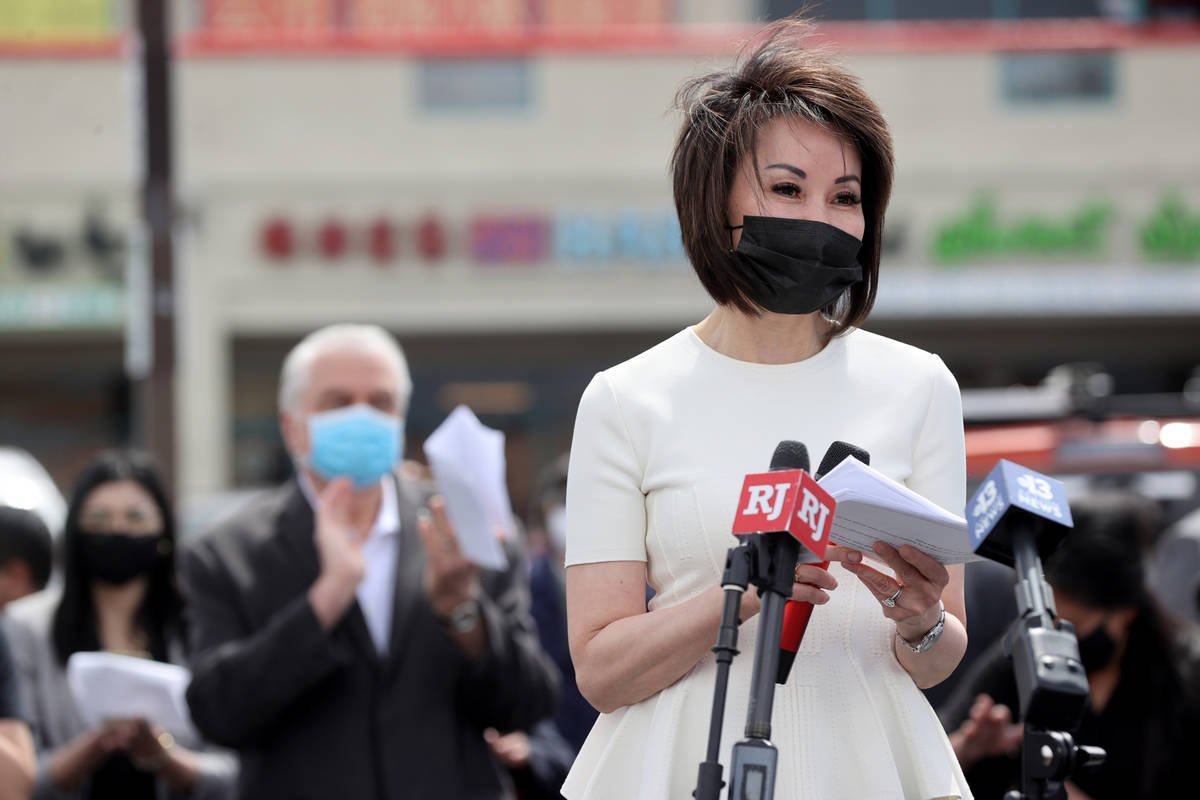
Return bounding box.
[0,322,1196,799]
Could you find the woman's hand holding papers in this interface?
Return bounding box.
[49,722,136,792]
[128,718,198,792]
[838,541,949,639]
[827,541,969,688]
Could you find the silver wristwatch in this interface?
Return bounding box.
[897,600,945,654]
[440,599,481,634]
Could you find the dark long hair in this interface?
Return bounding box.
[52,450,185,666]
[1045,490,1197,697]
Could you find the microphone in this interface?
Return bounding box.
[730,441,834,579]
[768,440,809,473]
[695,441,838,800]
[966,460,1086,729]
[776,442,869,685]
[724,442,837,800]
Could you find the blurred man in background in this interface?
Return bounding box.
[181,324,557,800]
[0,506,52,798]
[0,507,51,611]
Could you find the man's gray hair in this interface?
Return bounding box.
[278,324,412,414]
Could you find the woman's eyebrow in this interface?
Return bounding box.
[764,164,860,185]
[764,163,806,179]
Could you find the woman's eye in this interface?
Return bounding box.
[772,183,801,198]
[835,191,862,206]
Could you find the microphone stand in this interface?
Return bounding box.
[1002,524,1105,800]
[694,531,800,800]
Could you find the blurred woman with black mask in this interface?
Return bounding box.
[3,450,236,800]
[942,490,1200,799]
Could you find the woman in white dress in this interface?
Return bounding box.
[562,15,973,800]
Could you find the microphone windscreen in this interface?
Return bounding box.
[815,441,870,480]
[769,440,809,473]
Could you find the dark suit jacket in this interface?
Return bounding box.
[181,477,559,800]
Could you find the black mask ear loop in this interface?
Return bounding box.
[725,223,744,252]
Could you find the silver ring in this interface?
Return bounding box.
[882,586,903,608]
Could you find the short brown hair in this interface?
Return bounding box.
[671,16,894,332]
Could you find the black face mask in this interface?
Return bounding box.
[1076,624,1118,673]
[730,216,864,315]
[78,531,162,585]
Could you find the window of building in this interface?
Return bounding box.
[895,0,993,20]
[418,59,532,112]
[1001,50,1116,103]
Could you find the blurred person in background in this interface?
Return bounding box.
[563,15,971,800]
[182,323,557,800]
[0,506,52,612]
[524,455,597,755]
[2,451,237,800]
[484,456,599,799]
[0,506,53,798]
[943,490,1200,799]
[1150,504,1200,625]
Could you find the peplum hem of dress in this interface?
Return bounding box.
[561,571,973,800]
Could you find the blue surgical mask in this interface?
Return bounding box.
[307,404,403,489]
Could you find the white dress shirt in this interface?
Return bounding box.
[300,474,401,657]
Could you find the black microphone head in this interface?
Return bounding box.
[769,440,809,473]
[815,441,870,480]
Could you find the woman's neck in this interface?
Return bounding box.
[91,578,149,654]
[693,305,830,364]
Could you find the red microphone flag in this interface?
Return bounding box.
[730,469,836,563]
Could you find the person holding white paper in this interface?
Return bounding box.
[181,324,557,800]
[3,451,236,800]
[562,14,970,800]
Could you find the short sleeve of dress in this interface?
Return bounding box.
[907,354,967,518]
[564,372,648,566]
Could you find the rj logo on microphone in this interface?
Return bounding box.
[732,470,836,560]
[742,482,795,521]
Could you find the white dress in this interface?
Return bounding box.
[562,327,972,800]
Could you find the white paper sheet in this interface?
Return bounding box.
[66,651,200,746]
[422,405,515,571]
[817,457,983,564]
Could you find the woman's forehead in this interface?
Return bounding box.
[82,480,157,512]
[755,116,861,170]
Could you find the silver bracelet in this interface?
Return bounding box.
[897,600,945,654]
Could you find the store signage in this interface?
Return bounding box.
[1141,194,1200,261]
[0,285,123,330]
[933,197,1112,264]
[255,209,687,268]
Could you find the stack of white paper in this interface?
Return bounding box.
[66,651,200,746]
[422,405,516,571]
[817,458,982,564]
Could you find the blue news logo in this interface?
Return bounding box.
[967,460,1074,550]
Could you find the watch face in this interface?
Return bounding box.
[900,608,945,653]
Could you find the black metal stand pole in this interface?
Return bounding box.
[1002,526,1105,800]
[694,544,753,800]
